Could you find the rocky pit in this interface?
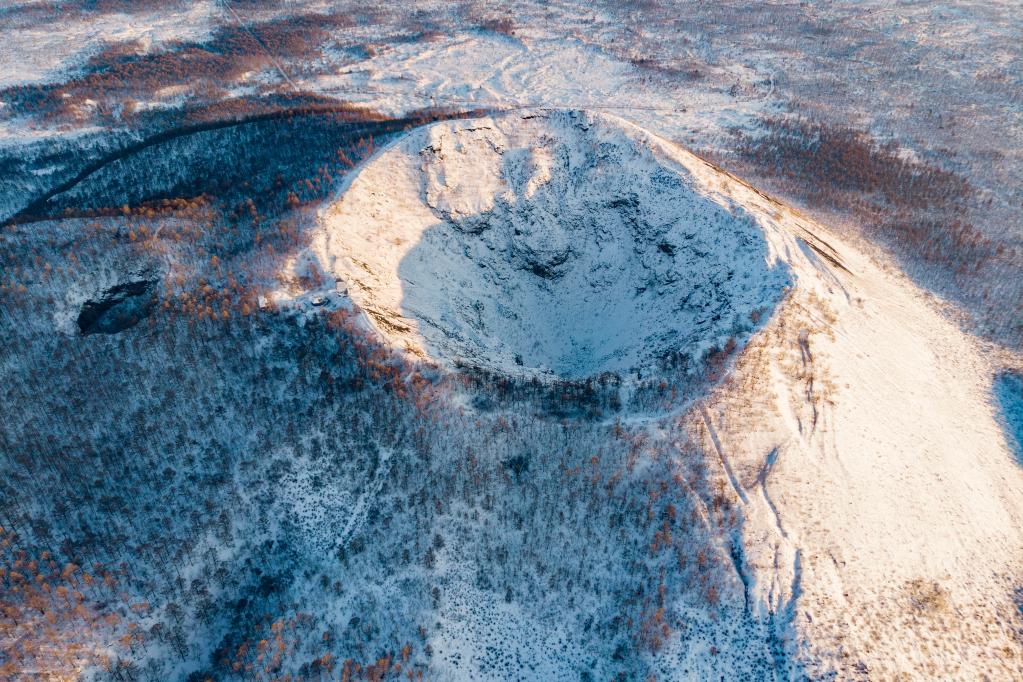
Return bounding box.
[318,110,791,380]
[77,279,158,335]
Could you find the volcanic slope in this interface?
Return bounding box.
[311,110,1023,679]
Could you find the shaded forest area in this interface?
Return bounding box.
[0,228,751,679]
[0,105,760,678]
[3,103,487,226]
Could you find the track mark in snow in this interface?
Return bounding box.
[784,550,803,629]
[776,548,803,664]
[757,447,788,540]
[730,533,753,615]
[796,238,852,302]
[699,402,749,505]
[797,330,813,367]
[798,234,852,276]
[796,329,820,436]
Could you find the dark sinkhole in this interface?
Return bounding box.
[77,279,158,335]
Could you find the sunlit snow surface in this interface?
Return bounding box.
[309,109,1023,679]
[0,1,218,89]
[1,2,1022,680]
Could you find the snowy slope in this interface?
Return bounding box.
[701,223,1023,679]
[311,110,1023,679]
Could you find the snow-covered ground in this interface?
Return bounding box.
[2,3,1022,680]
[3,0,1018,345]
[698,198,1023,679]
[309,31,771,145]
[0,1,218,90]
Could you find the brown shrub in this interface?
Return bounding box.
[472,15,516,36]
[88,0,190,11]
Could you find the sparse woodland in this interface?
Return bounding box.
[0,228,756,680]
[720,109,1021,347]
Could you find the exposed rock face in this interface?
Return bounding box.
[319,110,791,380]
[77,279,158,335]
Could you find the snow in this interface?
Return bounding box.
[0,2,218,90]
[311,31,776,144]
[2,3,1022,677]
[316,109,792,380]
[690,190,1023,677]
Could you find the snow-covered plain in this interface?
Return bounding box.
[0,1,218,90]
[310,30,769,145]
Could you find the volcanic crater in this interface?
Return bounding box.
[318,110,791,380]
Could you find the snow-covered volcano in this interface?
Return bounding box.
[318,110,791,379]
[311,110,1023,679]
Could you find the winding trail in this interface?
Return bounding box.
[699,402,749,506]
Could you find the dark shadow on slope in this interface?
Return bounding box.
[994,371,1023,465]
[77,279,158,335]
[2,105,488,226]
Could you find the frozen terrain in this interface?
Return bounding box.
[0,2,218,90]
